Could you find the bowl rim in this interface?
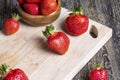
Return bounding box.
[18,0,61,18]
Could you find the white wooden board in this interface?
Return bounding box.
[0,8,112,80]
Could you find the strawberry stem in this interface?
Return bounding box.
[43,24,55,38]
[0,64,9,79]
[11,13,21,21]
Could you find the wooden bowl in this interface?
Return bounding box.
[18,0,61,26]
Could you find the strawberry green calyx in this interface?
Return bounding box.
[96,63,103,69]
[0,64,9,79]
[70,6,84,15]
[11,13,21,21]
[93,63,103,70]
[43,24,55,38]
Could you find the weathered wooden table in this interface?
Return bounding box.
[0,0,119,80]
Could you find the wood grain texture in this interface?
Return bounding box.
[61,0,120,80]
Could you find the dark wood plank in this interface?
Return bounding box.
[0,0,18,29]
[61,0,120,80]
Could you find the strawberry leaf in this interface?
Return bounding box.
[0,63,9,79]
[75,6,84,14]
[43,24,55,38]
[47,24,54,34]
[92,63,103,70]
[11,13,21,21]
[69,6,84,15]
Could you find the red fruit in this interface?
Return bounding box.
[40,0,58,15]
[17,0,24,4]
[89,64,108,80]
[43,24,70,55]
[0,64,28,80]
[23,3,40,15]
[65,6,89,36]
[3,13,20,35]
[25,0,41,3]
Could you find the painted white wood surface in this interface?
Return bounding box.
[0,8,112,80]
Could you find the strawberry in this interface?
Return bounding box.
[3,13,20,35]
[0,64,28,80]
[65,6,89,36]
[40,0,58,15]
[17,0,24,4]
[25,0,41,3]
[89,63,108,80]
[23,3,40,15]
[43,24,70,55]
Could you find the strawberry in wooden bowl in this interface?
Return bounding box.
[17,0,61,26]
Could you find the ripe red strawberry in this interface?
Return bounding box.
[40,0,58,15]
[89,64,108,80]
[43,24,70,55]
[17,0,24,4]
[23,3,40,15]
[65,6,89,36]
[25,0,41,3]
[3,13,20,35]
[0,64,28,80]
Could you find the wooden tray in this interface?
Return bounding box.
[0,8,112,80]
